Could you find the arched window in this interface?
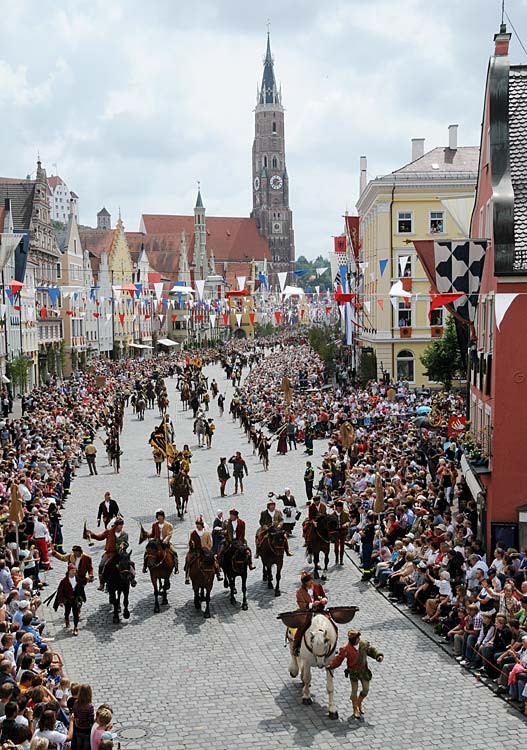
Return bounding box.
[396,350,415,382]
[272,121,277,133]
[263,155,267,168]
[272,156,278,169]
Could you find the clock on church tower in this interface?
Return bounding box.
[250,32,295,271]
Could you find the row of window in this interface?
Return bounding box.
[395,306,443,328]
[470,396,493,458]
[396,210,445,235]
[260,155,281,170]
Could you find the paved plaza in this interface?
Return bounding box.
[44,363,525,749]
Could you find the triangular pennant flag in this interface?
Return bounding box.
[197,313,203,321]
[153,282,164,302]
[210,313,216,327]
[428,292,464,320]
[315,285,320,296]
[66,310,73,316]
[495,293,519,331]
[398,256,410,277]
[40,307,48,319]
[364,301,371,313]
[390,296,398,312]
[48,287,60,306]
[171,314,177,322]
[235,312,242,327]
[112,286,122,302]
[237,276,246,291]
[222,312,229,326]
[106,313,112,321]
[377,299,384,311]
[379,259,388,277]
[249,312,255,325]
[359,262,368,273]
[118,313,125,326]
[195,279,205,300]
[274,310,281,324]
[277,272,287,292]
[315,267,328,276]
[389,280,411,298]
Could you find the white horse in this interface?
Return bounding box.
[287,613,339,719]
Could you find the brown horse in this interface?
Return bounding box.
[259,528,286,597]
[170,473,192,519]
[143,540,178,613]
[305,514,339,581]
[188,550,215,618]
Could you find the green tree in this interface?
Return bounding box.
[420,315,464,390]
[308,325,340,376]
[9,356,30,393]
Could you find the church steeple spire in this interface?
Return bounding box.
[258,32,281,106]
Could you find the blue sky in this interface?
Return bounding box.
[1,0,526,258]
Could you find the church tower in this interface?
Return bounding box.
[192,187,207,280]
[251,33,294,275]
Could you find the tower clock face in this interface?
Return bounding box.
[272,221,282,234]
[253,177,260,191]
[270,175,283,190]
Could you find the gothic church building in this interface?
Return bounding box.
[133,34,295,287]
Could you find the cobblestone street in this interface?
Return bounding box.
[44,364,525,749]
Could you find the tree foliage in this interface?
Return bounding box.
[294,255,331,291]
[420,315,464,390]
[308,325,340,376]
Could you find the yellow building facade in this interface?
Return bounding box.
[356,133,479,386]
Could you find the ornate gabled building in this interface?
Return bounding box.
[250,33,295,274]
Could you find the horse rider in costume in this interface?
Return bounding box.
[219,509,256,570]
[87,517,137,590]
[184,516,222,584]
[292,571,328,656]
[254,498,292,558]
[142,510,178,573]
[302,495,327,554]
[328,629,384,719]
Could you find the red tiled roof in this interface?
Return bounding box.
[140,215,270,262]
[125,232,181,282]
[47,175,64,189]
[78,227,115,277]
[0,177,35,184]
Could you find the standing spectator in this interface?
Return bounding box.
[304,462,314,503]
[96,493,119,529]
[71,683,94,750]
[32,516,51,572]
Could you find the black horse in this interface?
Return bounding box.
[221,542,249,610]
[259,528,286,597]
[103,550,132,624]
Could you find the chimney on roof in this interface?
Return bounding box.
[448,124,458,150]
[411,138,425,162]
[359,156,367,195]
[494,23,511,56]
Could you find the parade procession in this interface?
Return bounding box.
[2,2,527,749]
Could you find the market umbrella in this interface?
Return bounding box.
[416,406,431,414]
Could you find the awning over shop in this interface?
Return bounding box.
[157,338,178,347]
[461,453,484,500]
[130,343,153,349]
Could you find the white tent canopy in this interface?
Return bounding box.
[283,285,305,297]
[157,338,179,347]
[130,343,153,349]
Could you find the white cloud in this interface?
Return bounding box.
[0,0,521,257]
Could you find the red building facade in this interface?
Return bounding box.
[467,25,527,551]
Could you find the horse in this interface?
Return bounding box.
[136,397,146,421]
[158,394,169,417]
[306,514,339,581]
[170,474,191,519]
[287,613,339,718]
[103,550,132,624]
[194,416,208,448]
[258,528,285,597]
[180,383,190,411]
[145,383,155,409]
[143,539,178,613]
[281,607,358,719]
[221,541,249,610]
[188,550,215,618]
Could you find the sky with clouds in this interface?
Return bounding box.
[1,0,526,259]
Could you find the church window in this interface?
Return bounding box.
[263,155,267,168]
[272,157,278,169]
[272,121,277,133]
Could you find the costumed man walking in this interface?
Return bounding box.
[255,498,292,558]
[87,517,137,590]
[292,571,327,655]
[217,457,230,497]
[142,510,176,573]
[97,492,120,529]
[229,452,248,494]
[53,563,85,636]
[328,629,384,719]
[84,442,98,476]
[332,499,350,566]
[52,544,94,585]
[221,509,256,569]
[304,461,315,503]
